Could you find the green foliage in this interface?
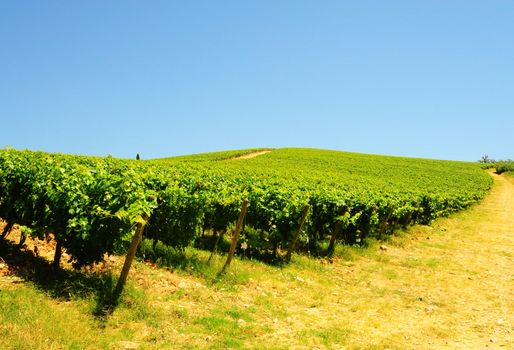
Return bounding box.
[478,154,494,164]
[0,148,492,268]
[0,150,156,267]
[495,161,514,174]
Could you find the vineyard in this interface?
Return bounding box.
[495,161,514,175]
[0,148,492,272]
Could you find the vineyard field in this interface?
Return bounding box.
[0,148,492,268]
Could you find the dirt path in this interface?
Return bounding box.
[230,150,272,160]
[370,172,514,349]
[245,173,514,349]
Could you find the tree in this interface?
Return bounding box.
[479,154,493,164]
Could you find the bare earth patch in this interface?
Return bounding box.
[218,173,514,349]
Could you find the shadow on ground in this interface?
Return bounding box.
[0,238,117,318]
[143,236,290,271]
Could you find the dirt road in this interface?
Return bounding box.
[249,173,514,349]
[230,150,272,160]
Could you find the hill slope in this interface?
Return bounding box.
[154,147,490,196]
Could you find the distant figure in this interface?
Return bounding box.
[136,153,140,160]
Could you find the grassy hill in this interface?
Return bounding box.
[153,147,490,196]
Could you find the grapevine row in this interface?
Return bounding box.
[0,149,492,268]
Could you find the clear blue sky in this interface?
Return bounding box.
[1,1,513,161]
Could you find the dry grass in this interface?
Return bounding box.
[0,173,513,349]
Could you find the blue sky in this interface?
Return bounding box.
[1,1,513,161]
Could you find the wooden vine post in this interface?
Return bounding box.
[53,240,63,271]
[380,207,394,235]
[221,200,248,273]
[1,222,14,238]
[327,207,347,257]
[285,205,310,262]
[18,231,27,247]
[113,215,148,302]
[208,229,225,263]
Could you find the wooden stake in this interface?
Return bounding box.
[380,208,394,234]
[208,229,224,263]
[327,207,347,257]
[221,200,248,273]
[18,231,26,247]
[53,240,63,271]
[1,222,14,239]
[285,205,310,262]
[113,217,147,302]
